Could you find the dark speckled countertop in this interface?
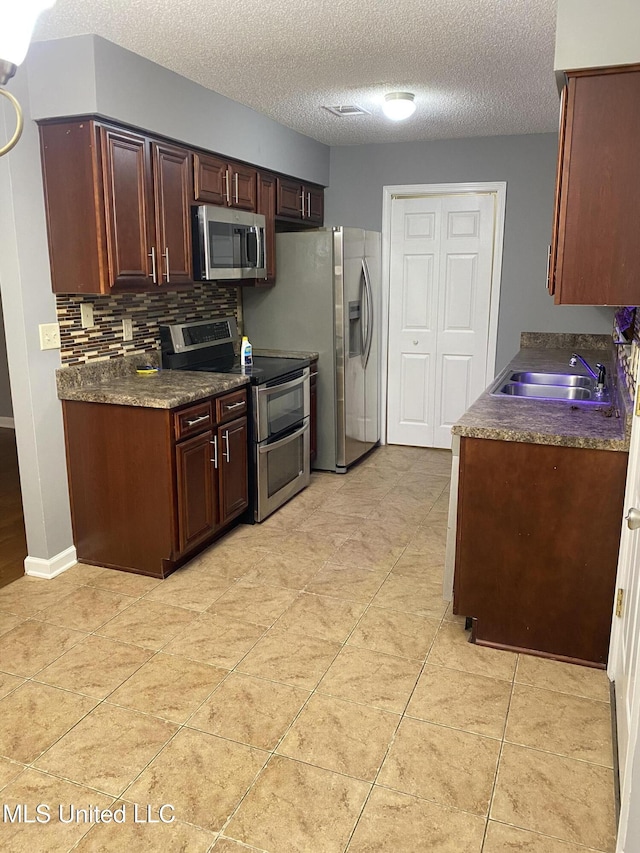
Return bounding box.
[452,339,630,452]
[56,351,249,409]
[253,348,319,360]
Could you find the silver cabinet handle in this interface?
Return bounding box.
[223,430,230,462]
[546,244,552,291]
[310,371,318,378]
[162,247,170,283]
[234,172,239,205]
[301,190,305,218]
[626,507,640,530]
[210,435,218,468]
[224,401,244,410]
[307,192,311,217]
[148,247,157,284]
[225,169,230,205]
[185,414,209,427]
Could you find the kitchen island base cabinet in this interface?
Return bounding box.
[62,390,248,579]
[453,437,627,666]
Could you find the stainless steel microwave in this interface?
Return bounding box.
[192,205,267,281]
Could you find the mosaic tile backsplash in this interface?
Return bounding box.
[56,286,239,365]
[614,308,640,400]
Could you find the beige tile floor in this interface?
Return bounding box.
[0,445,617,852]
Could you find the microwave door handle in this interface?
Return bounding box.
[246,228,258,268]
[258,420,309,453]
[199,207,210,280]
[255,225,264,275]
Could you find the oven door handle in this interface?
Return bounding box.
[258,420,308,453]
[256,370,309,399]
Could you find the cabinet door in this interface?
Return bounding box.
[230,164,257,211]
[218,417,249,524]
[554,68,640,305]
[276,178,302,219]
[257,171,276,282]
[176,430,218,553]
[305,185,324,223]
[100,126,154,290]
[193,152,229,205]
[310,365,318,463]
[548,85,567,296]
[152,142,193,286]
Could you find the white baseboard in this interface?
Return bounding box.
[0,417,15,429]
[25,546,77,579]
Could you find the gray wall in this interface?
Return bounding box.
[0,68,73,561]
[28,36,330,186]
[325,134,614,370]
[0,299,13,420]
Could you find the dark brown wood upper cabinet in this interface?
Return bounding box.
[152,141,193,286]
[100,126,154,290]
[551,65,640,305]
[257,171,277,283]
[276,178,324,223]
[193,152,257,211]
[39,115,324,294]
[40,119,192,294]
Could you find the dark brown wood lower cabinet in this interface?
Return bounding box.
[62,390,248,578]
[176,430,218,552]
[453,437,628,666]
[219,417,249,524]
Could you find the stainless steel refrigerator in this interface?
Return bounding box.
[243,227,381,472]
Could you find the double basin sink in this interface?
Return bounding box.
[490,370,611,405]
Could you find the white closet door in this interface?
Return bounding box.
[387,196,441,446]
[387,192,496,449]
[433,194,496,448]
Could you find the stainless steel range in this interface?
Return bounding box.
[160,317,310,522]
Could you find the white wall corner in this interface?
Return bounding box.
[0,417,15,429]
[24,546,77,579]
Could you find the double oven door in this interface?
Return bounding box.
[254,368,310,522]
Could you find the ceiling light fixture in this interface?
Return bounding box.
[0,0,56,157]
[382,92,416,122]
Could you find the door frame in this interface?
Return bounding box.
[380,181,507,445]
[609,370,640,851]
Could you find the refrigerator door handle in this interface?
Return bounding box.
[362,258,374,368]
[359,263,367,367]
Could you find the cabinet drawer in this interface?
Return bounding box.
[215,389,248,424]
[174,401,213,439]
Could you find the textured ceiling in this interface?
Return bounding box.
[33,0,560,146]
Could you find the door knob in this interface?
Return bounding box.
[626,507,640,530]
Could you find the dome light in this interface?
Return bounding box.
[382,92,416,121]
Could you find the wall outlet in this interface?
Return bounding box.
[80,303,94,328]
[39,322,61,350]
[122,318,133,341]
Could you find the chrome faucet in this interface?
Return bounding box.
[569,353,606,393]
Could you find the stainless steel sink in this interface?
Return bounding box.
[498,383,594,401]
[509,371,593,388]
[489,367,611,405]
